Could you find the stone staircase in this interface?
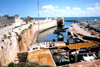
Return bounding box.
[14,55,19,64]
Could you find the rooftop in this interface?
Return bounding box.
[58,42,98,49]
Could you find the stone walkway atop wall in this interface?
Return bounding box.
[30,41,66,51]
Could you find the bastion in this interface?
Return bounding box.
[0,15,61,66]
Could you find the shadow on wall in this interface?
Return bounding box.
[17,52,28,62]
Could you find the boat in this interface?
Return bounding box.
[58,33,64,41]
[68,31,72,38]
[74,38,84,43]
[53,31,60,34]
[68,31,71,35]
[63,28,68,30]
[67,36,75,44]
[54,29,66,33]
[81,53,97,62]
[70,50,97,62]
[73,33,78,37]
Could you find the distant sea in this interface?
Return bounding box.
[21,17,100,20]
[34,17,100,20]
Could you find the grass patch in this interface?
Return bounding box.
[18,35,22,42]
[21,24,26,26]
[4,62,52,67]
[88,30,94,33]
[8,32,11,35]
[21,30,25,34]
[40,65,51,67]
[3,34,7,39]
[78,24,87,28]
[10,43,12,45]
[33,22,35,24]
[28,24,32,29]
[39,26,56,33]
[13,26,20,29]
[8,62,17,67]
[0,62,2,67]
[8,36,11,39]
[76,33,84,37]
[62,65,69,67]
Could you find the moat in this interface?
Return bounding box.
[39,22,73,41]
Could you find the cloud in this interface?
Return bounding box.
[86,3,100,16]
[55,6,58,9]
[42,5,54,10]
[90,2,99,6]
[89,3,94,5]
[95,3,99,5]
[73,7,81,11]
[65,6,70,11]
[87,3,100,11]
[86,7,94,11]
[39,3,100,17]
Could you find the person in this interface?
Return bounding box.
[68,36,75,44]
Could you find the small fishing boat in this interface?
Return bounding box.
[58,33,64,41]
[53,31,60,34]
[63,28,68,30]
[54,29,66,33]
[81,53,97,62]
[68,31,71,35]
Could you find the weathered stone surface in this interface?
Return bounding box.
[17,49,56,67]
[0,18,57,66]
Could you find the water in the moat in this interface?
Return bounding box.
[39,22,73,41]
[33,17,100,41]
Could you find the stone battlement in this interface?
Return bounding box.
[0,15,23,27]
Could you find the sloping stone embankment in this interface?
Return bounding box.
[0,19,57,66]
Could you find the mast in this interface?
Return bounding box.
[37,1,39,42]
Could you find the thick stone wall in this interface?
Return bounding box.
[0,32,19,66]
[0,19,57,66]
[19,20,57,52]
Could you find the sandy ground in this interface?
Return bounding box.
[69,23,93,37]
[68,23,97,42]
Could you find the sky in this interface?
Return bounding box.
[0,0,100,17]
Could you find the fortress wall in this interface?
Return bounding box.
[0,19,57,66]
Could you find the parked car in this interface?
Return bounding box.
[59,56,70,64]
